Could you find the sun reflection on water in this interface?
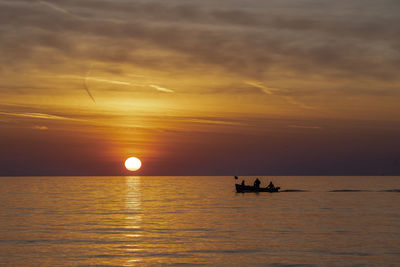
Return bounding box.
[124,176,142,265]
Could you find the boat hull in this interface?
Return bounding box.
[235,184,280,193]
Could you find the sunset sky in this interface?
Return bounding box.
[1,0,399,175]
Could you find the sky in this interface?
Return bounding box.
[0,0,400,175]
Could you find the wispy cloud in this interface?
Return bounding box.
[149,84,174,93]
[186,118,245,126]
[245,81,316,109]
[51,74,141,87]
[87,77,131,86]
[0,111,81,121]
[38,0,73,16]
[245,81,279,95]
[33,125,48,130]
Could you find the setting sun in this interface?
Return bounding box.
[124,157,142,171]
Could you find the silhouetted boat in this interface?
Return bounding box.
[235,184,280,193]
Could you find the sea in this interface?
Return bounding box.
[0,176,399,266]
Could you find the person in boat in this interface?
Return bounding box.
[267,181,275,189]
[254,178,261,188]
[241,180,245,186]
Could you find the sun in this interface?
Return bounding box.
[125,157,142,171]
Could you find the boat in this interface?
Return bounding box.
[235,183,280,193]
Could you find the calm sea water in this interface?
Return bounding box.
[0,176,399,266]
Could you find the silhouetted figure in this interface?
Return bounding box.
[267,181,275,189]
[254,178,261,188]
[241,180,245,186]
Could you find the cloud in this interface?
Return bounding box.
[185,118,245,126]
[2,1,398,77]
[149,85,174,93]
[0,111,82,121]
[33,125,48,130]
[242,81,316,109]
[86,77,131,86]
[0,0,399,99]
[283,96,316,110]
[38,0,72,16]
[245,81,278,95]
